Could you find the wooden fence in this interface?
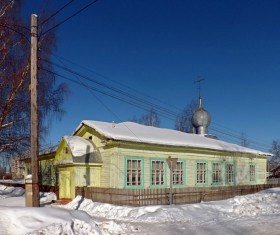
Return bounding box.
[75,184,280,207]
[267,178,280,184]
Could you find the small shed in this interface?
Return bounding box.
[54,136,103,199]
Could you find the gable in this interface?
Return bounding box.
[55,136,103,165]
[74,124,107,148]
[55,138,73,165]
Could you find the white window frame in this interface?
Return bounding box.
[151,160,165,186]
[226,163,234,184]
[172,161,184,185]
[212,162,222,184]
[196,162,207,184]
[126,159,143,187]
[249,164,256,182]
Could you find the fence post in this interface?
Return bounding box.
[81,186,85,197]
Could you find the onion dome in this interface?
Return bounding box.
[192,96,211,135]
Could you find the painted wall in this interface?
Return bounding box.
[75,166,101,187]
[99,143,268,189]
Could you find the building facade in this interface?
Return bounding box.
[54,120,270,199]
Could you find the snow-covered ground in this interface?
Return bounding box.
[0,184,279,235]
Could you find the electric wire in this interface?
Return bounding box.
[210,130,270,152]
[41,64,270,151]
[41,0,76,26]
[48,62,270,150]
[50,54,271,149]
[0,24,30,42]
[211,121,269,144]
[40,67,176,122]
[43,59,179,118]
[41,0,99,36]
[55,56,144,143]
[51,53,182,112]
[2,23,30,31]
[210,127,271,149]
[0,0,269,151]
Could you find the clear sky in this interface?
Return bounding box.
[24,0,280,152]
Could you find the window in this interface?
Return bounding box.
[151,160,165,185]
[126,159,142,187]
[249,164,256,182]
[226,163,234,184]
[196,162,207,184]
[172,161,184,185]
[212,162,222,184]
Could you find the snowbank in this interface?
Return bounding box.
[62,188,280,224]
[0,184,280,235]
[0,185,25,198]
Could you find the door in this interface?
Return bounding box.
[59,171,71,198]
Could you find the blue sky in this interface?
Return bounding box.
[25,0,280,152]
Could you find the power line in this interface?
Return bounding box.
[50,54,272,148]
[41,0,99,36]
[211,121,270,145]
[3,23,30,31]
[40,64,271,151]
[210,129,270,152]
[210,126,271,149]
[42,56,271,149]
[43,59,179,118]
[0,24,30,42]
[41,0,76,26]
[54,56,144,143]
[40,67,176,121]
[51,53,182,112]
[209,127,269,148]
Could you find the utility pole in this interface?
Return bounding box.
[29,14,40,207]
[167,156,178,205]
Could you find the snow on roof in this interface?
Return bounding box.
[75,120,271,156]
[62,136,103,164]
[39,145,58,156]
[64,136,95,157]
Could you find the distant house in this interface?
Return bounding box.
[11,157,25,179]
[24,146,58,187]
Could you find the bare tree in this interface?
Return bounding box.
[131,109,160,127]
[240,132,250,147]
[0,1,68,156]
[269,140,280,170]
[175,100,198,133]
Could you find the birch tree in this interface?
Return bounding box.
[269,140,280,169]
[0,1,68,156]
[131,109,160,127]
[175,100,198,133]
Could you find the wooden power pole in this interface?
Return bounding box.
[30,14,40,207]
